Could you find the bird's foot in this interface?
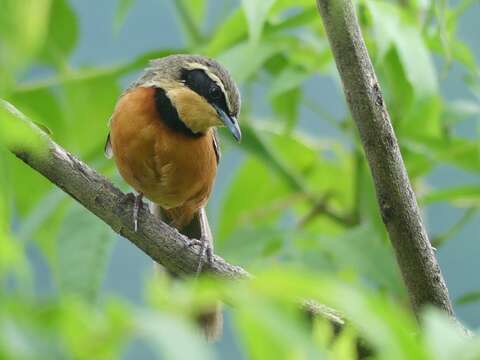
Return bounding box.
[186,237,213,275]
[132,192,144,232]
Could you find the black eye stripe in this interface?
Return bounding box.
[181,69,229,115]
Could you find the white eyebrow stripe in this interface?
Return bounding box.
[184,62,233,114]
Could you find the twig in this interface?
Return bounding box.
[316,0,454,317]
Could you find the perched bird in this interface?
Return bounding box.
[104,54,241,340]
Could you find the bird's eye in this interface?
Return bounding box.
[209,86,221,99]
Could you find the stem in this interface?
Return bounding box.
[316,0,454,317]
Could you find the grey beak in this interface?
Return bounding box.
[215,105,241,142]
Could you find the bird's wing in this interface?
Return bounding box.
[212,128,221,164]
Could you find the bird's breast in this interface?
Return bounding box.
[109,87,218,211]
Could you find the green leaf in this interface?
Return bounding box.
[368,1,437,96]
[218,157,290,241]
[203,8,248,56]
[57,204,115,302]
[114,0,135,32]
[455,291,480,305]
[63,73,120,155]
[135,312,212,360]
[241,0,276,43]
[423,308,480,360]
[38,0,78,66]
[268,67,308,98]
[0,0,51,83]
[421,185,480,206]
[218,39,285,83]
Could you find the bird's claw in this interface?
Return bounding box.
[186,236,213,275]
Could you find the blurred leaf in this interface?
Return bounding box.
[423,308,480,360]
[368,1,437,96]
[234,295,321,360]
[404,136,480,172]
[330,325,358,360]
[172,0,205,44]
[57,204,115,302]
[421,185,480,206]
[241,0,276,43]
[218,157,290,241]
[0,0,51,94]
[271,87,301,132]
[60,299,130,359]
[203,8,248,56]
[298,225,403,296]
[455,291,480,306]
[114,0,135,32]
[38,0,78,66]
[62,73,120,155]
[135,311,213,360]
[443,99,480,127]
[218,39,285,83]
[268,67,308,98]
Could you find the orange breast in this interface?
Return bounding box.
[109,86,218,227]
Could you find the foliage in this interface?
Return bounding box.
[0,0,479,358]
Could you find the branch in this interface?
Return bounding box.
[1,99,246,279]
[316,0,454,316]
[0,99,348,332]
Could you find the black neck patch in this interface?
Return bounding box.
[153,87,202,138]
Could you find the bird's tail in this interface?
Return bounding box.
[150,203,223,342]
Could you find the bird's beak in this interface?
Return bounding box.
[215,105,241,142]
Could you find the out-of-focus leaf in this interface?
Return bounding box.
[368,1,437,96]
[135,311,212,360]
[17,190,65,242]
[423,308,480,360]
[252,269,429,360]
[455,291,480,305]
[172,0,205,44]
[226,121,309,193]
[219,225,288,266]
[203,8,248,56]
[57,204,115,302]
[218,157,290,241]
[268,67,308,98]
[241,0,276,43]
[60,299,130,359]
[399,96,442,138]
[298,225,403,296]
[443,99,480,127]
[271,87,301,132]
[38,0,78,66]
[0,0,51,94]
[421,185,480,206]
[234,294,321,360]
[114,0,135,32]
[404,136,480,172]
[63,74,120,155]
[218,39,285,83]
[330,326,358,360]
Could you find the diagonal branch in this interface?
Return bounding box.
[316,0,454,316]
[1,99,246,279]
[1,99,351,334]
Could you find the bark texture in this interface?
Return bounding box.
[316,0,453,316]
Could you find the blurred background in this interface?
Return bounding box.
[1,0,479,359]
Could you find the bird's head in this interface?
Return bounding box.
[136,54,241,141]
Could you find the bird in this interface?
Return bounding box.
[104,54,241,340]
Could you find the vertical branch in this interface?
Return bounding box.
[315,0,454,316]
